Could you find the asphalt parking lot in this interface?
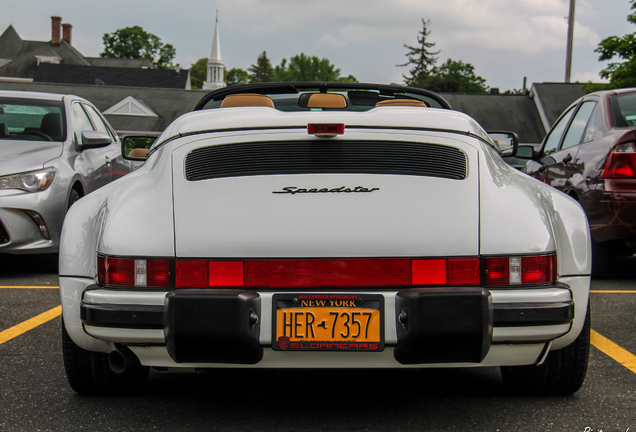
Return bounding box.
[0,254,634,432]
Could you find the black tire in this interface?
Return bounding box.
[62,320,149,395]
[500,305,590,396]
[67,188,81,210]
[591,241,610,277]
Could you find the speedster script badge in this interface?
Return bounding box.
[273,186,380,195]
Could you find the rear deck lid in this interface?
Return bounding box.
[171,134,480,258]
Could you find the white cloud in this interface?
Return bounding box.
[571,69,607,83]
[1,0,633,91]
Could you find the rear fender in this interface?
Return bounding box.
[59,192,111,352]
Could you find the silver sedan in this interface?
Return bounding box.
[0,90,131,254]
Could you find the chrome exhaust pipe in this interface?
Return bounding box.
[108,347,139,374]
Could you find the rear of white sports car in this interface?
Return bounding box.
[59,104,591,395]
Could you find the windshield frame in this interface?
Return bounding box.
[194,82,452,112]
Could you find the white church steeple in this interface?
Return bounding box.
[203,10,226,90]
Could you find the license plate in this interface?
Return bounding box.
[272,293,384,351]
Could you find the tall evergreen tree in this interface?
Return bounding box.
[248,51,275,83]
[398,19,439,87]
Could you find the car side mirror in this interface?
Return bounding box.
[488,131,518,157]
[122,136,157,161]
[80,131,113,150]
[515,145,536,159]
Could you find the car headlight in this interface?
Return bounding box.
[0,168,56,192]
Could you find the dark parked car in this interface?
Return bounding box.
[522,88,636,273]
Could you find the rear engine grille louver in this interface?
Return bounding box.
[185,141,467,181]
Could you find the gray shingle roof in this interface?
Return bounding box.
[531,82,586,129]
[442,93,546,143]
[0,25,91,78]
[34,63,189,89]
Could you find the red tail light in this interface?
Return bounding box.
[98,256,171,288]
[98,254,556,288]
[411,258,480,285]
[307,123,345,137]
[98,256,134,287]
[175,260,208,287]
[485,254,556,286]
[175,260,244,287]
[245,259,411,287]
[601,142,636,178]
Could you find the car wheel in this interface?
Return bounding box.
[67,188,81,210]
[62,320,149,395]
[500,305,590,396]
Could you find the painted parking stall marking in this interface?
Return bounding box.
[591,329,636,374]
[589,289,636,374]
[0,285,61,345]
[0,305,61,345]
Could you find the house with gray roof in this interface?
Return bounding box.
[34,63,189,89]
[0,16,189,88]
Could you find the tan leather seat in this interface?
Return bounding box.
[128,148,149,158]
[375,99,429,108]
[220,94,275,108]
[307,93,347,109]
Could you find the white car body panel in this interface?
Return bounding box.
[171,131,480,258]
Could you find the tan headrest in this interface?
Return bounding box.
[307,93,347,109]
[220,93,275,108]
[375,99,429,107]
[128,148,149,158]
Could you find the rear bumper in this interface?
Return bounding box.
[589,188,636,248]
[77,284,576,367]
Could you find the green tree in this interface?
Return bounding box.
[227,68,251,86]
[275,53,344,81]
[189,57,208,90]
[399,19,439,87]
[101,26,176,69]
[427,59,488,93]
[592,0,636,89]
[248,51,275,83]
[336,75,359,83]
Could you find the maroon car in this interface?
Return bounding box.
[523,88,636,274]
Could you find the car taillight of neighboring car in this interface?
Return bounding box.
[601,142,636,179]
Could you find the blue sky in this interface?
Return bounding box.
[2,0,634,91]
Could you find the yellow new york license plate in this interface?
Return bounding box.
[272,293,384,351]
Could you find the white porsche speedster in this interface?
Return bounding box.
[59,83,591,395]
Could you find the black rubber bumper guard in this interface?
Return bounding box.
[164,289,263,364]
[80,287,574,365]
